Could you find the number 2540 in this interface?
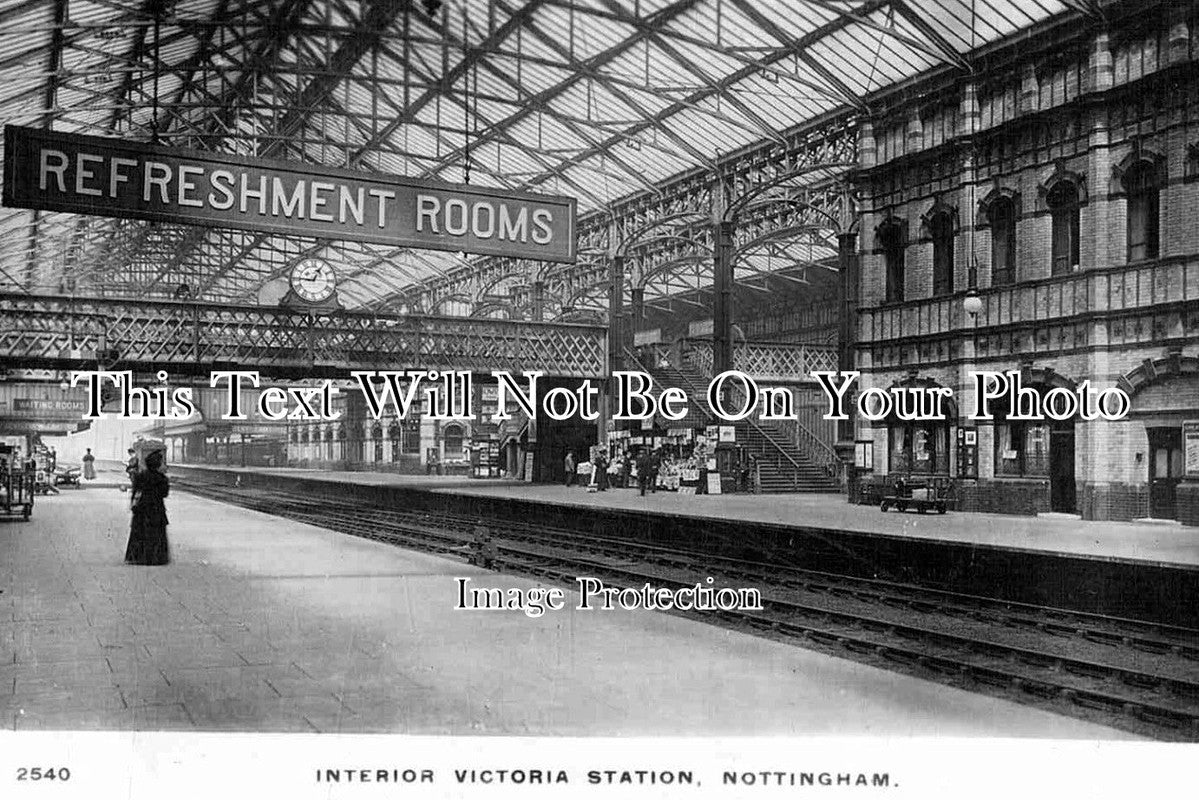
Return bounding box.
[16,767,71,781]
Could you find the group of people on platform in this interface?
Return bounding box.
[564,449,662,497]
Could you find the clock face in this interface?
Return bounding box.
[290,259,336,303]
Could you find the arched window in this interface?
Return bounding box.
[401,419,421,454]
[443,423,464,457]
[879,221,905,302]
[992,397,1050,478]
[1047,182,1080,275]
[889,421,950,475]
[886,380,954,476]
[930,212,954,295]
[989,197,1017,286]
[371,424,383,463]
[1125,162,1160,262]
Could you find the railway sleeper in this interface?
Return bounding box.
[1020,680,1058,699]
[1132,705,1195,730]
[1063,661,1112,681]
[1071,693,1124,713]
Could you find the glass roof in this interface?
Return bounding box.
[0,0,1084,312]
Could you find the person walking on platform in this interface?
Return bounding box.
[82,448,96,481]
[564,451,576,487]
[636,450,652,496]
[125,450,170,566]
[649,449,661,493]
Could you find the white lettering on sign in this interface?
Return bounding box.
[39,148,68,191]
[414,193,554,246]
[8,126,575,262]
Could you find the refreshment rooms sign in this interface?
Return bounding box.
[2,125,576,262]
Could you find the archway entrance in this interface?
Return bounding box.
[1148,427,1183,520]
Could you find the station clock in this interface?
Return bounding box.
[289,258,337,304]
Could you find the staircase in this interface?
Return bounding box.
[626,351,839,494]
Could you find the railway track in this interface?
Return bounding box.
[176,476,1199,741]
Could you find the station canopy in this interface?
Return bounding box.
[0,0,1085,314]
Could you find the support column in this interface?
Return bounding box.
[713,220,735,378]
[1088,32,1114,271]
[836,230,859,446]
[608,255,625,374]
[531,280,545,322]
[629,285,644,352]
[602,254,626,448]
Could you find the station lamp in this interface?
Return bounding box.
[963,288,982,321]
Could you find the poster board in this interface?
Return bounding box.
[956,428,978,478]
[706,472,722,494]
[854,441,873,471]
[1185,420,1199,478]
[523,452,534,483]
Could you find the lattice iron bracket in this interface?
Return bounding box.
[0,293,607,379]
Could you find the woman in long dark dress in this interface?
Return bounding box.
[126,450,170,565]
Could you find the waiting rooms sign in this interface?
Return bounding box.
[3,125,576,262]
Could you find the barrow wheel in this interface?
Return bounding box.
[896,500,908,513]
[879,500,890,512]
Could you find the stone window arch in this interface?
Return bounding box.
[875,217,907,303]
[1046,179,1081,275]
[921,202,956,296]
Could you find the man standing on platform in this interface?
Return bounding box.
[564,451,576,487]
[649,448,661,493]
[595,451,609,492]
[636,450,652,496]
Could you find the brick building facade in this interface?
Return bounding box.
[852,2,1199,522]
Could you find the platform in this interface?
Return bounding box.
[0,487,1133,737]
[180,465,1199,567]
[171,465,1199,629]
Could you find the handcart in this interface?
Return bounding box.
[0,446,34,520]
[53,466,81,489]
[30,446,59,495]
[880,477,950,515]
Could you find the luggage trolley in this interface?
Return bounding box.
[0,444,35,520]
[879,476,953,515]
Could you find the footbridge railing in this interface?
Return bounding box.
[0,293,608,378]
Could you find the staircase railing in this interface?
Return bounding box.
[666,360,807,479]
[676,355,844,483]
[773,418,841,474]
[626,346,840,488]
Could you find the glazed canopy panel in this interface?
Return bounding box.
[0,0,1081,307]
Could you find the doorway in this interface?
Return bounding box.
[1148,427,1182,520]
[1049,422,1076,513]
